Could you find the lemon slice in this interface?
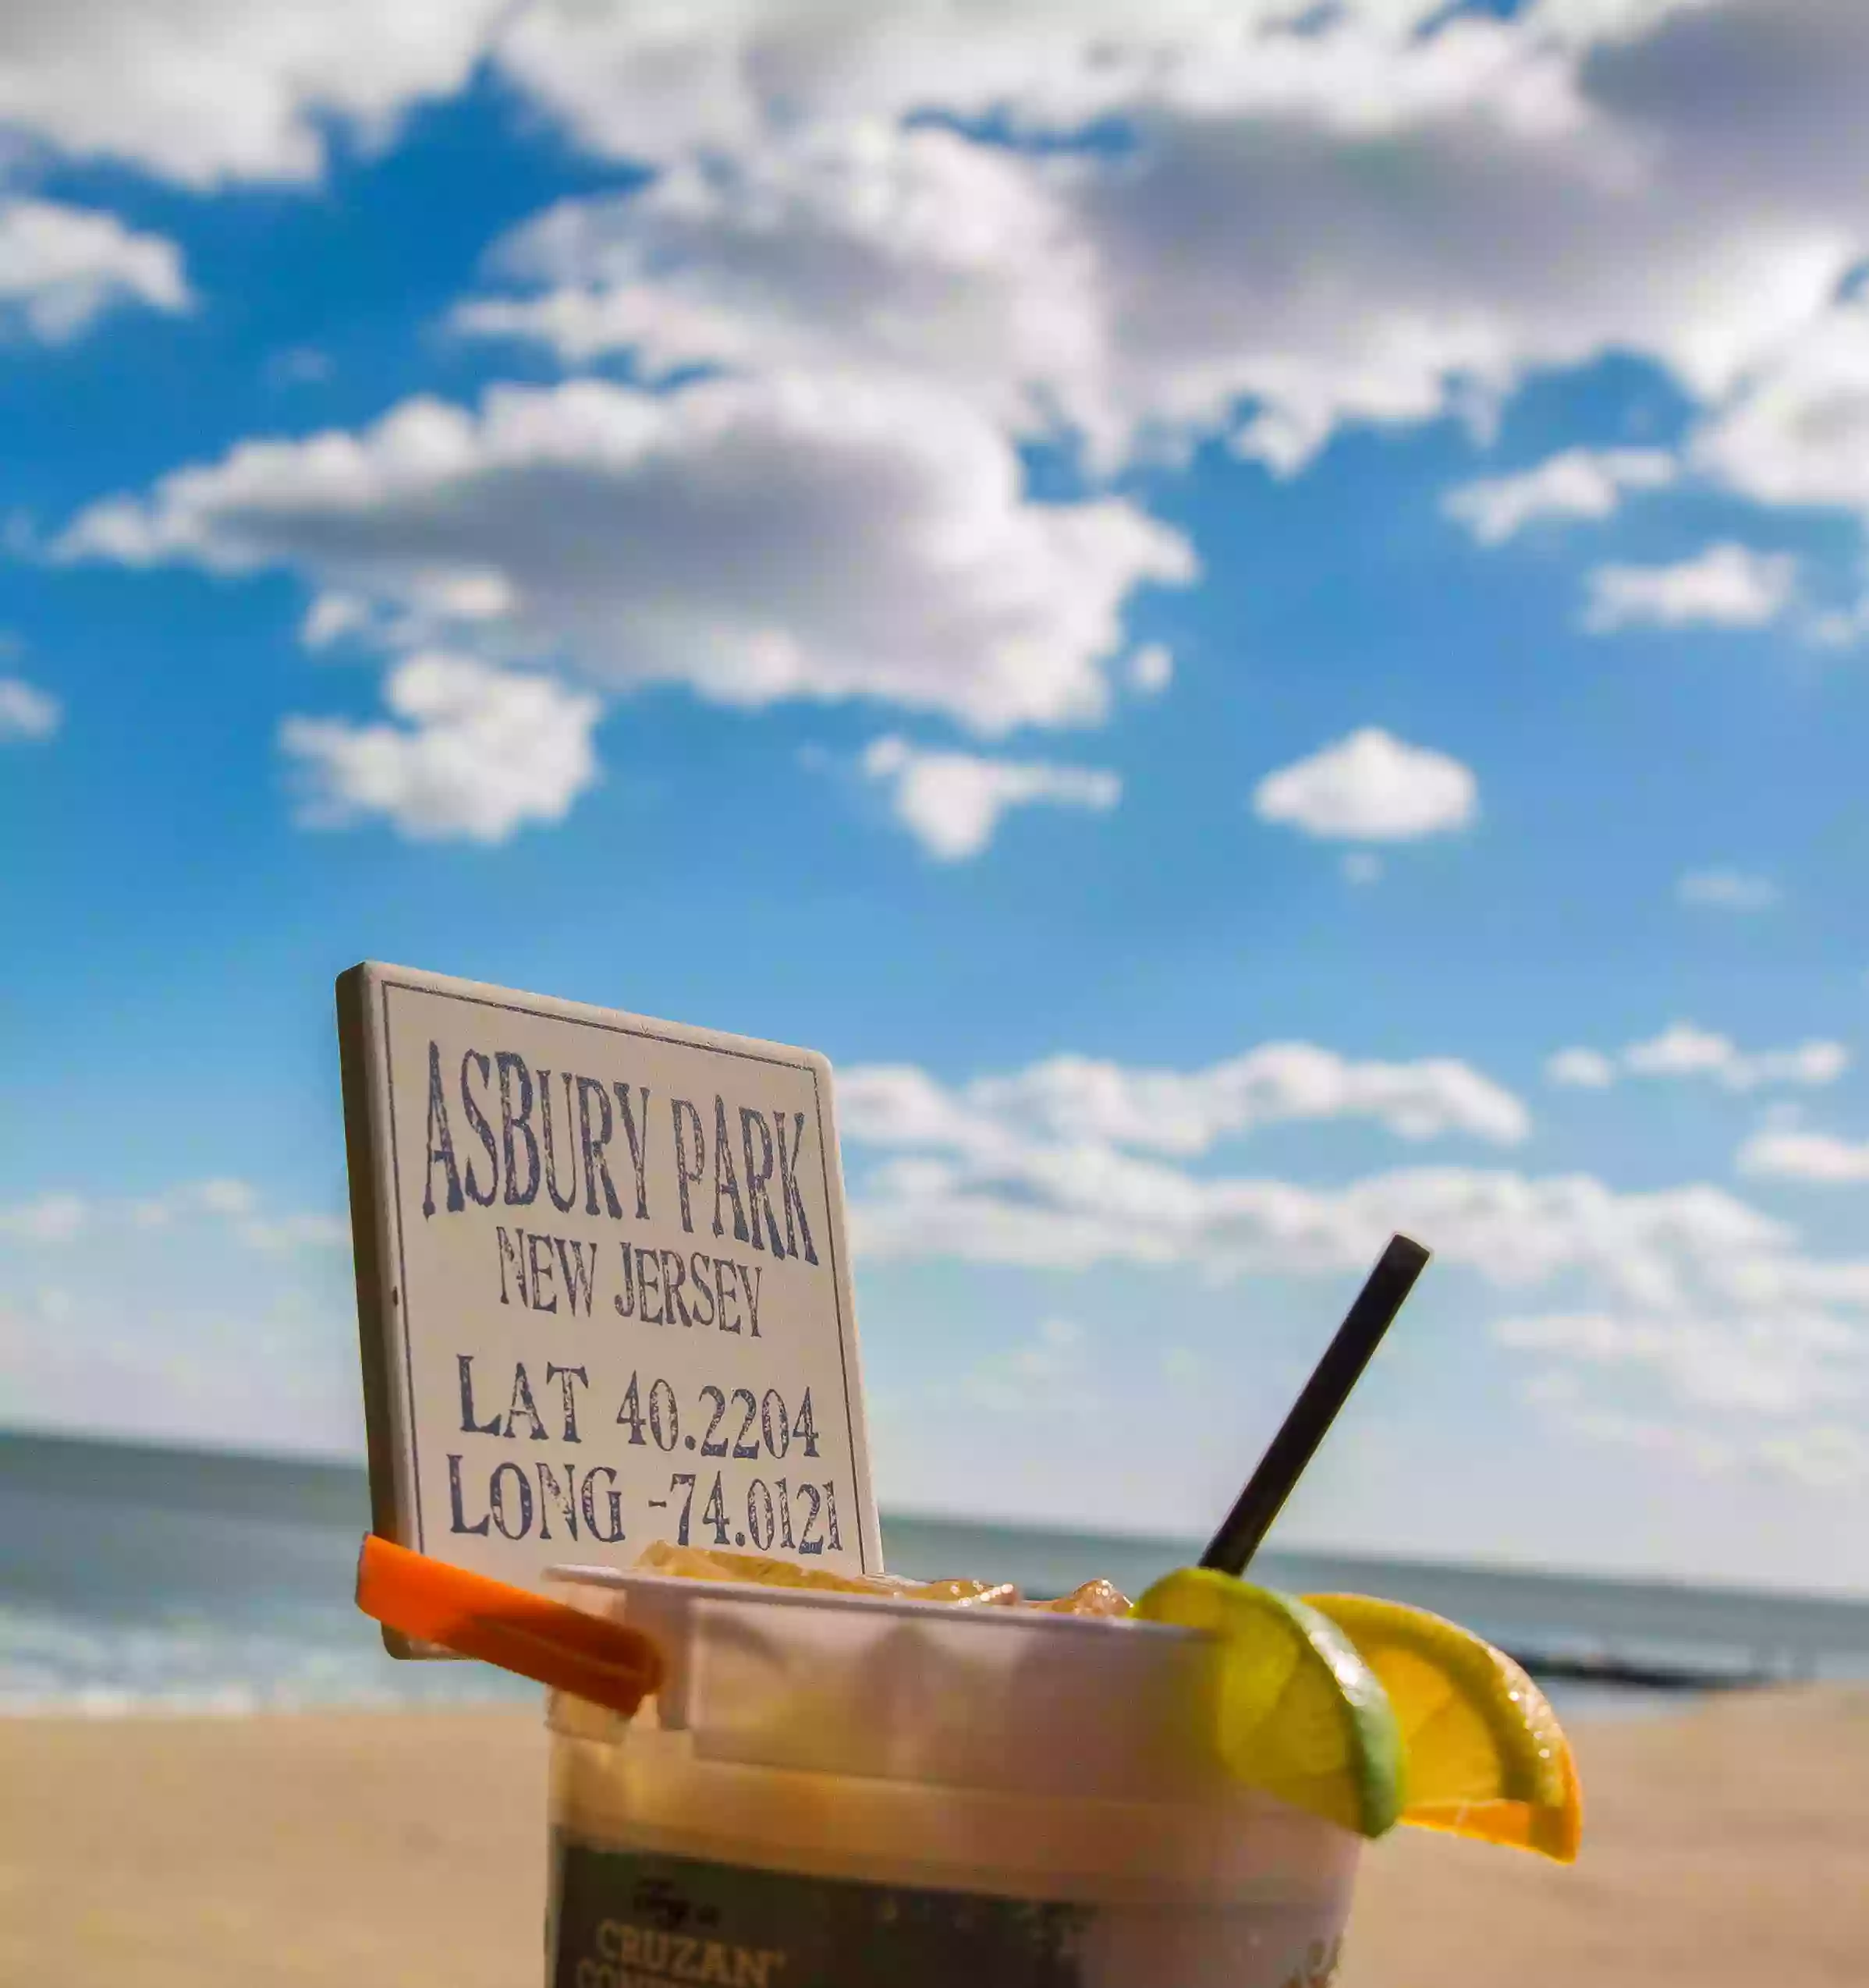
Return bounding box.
[1305,1593,1582,1862]
[1133,1568,1404,1838]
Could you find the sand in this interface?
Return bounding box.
[2,1686,1865,1986]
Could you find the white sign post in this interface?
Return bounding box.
[338,963,881,1655]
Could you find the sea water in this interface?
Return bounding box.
[5,1428,1867,1718]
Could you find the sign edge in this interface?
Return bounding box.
[336,962,428,1660]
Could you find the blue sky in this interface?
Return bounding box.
[5,1,1869,1593]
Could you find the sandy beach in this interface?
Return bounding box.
[3,1686,1865,1987]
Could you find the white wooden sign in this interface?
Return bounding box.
[338,963,880,1653]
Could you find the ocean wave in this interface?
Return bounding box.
[0,1602,539,1717]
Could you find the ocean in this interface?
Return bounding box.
[6,1427,1869,1720]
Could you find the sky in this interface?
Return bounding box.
[4,0,1869,1594]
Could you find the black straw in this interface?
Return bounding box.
[1198,1233,1431,1577]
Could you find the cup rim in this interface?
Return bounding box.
[544,1562,1202,1644]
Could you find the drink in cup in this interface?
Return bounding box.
[529,1539,1578,1988]
[543,1550,1364,1988]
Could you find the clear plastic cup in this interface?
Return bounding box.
[542,1564,1360,1988]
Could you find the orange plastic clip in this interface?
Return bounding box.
[355,1534,663,1716]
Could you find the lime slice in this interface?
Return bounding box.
[1305,1593,1582,1863]
[1132,1568,1404,1838]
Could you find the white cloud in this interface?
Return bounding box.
[0,1193,87,1242]
[279,651,602,843]
[299,591,371,650]
[59,374,1195,738]
[855,1047,1869,1486]
[193,1178,257,1217]
[1524,1385,1869,1490]
[452,124,1109,448]
[838,1058,1869,1385]
[13,1177,345,1256]
[1546,1046,1618,1089]
[1710,1251,1869,1313]
[1623,1022,1845,1086]
[1583,541,1797,632]
[239,1211,351,1252]
[1128,644,1174,694]
[489,3,1574,179]
[839,1043,1530,1161]
[859,735,1119,862]
[1676,867,1780,911]
[1253,728,1477,842]
[0,197,188,340]
[0,675,60,740]
[38,2,1869,802]
[1495,1306,1862,1417]
[1736,1129,1869,1184]
[129,1178,257,1228]
[1442,445,1676,544]
[1555,1021,1849,1093]
[1692,291,1869,516]
[851,1148,1796,1308]
[123,1178,346,1250]
[1503,1275,1869,1489]
[16,0,1869,510]
[454,76,1488,476]
[0,0,502,187]
[463,2,1869,489]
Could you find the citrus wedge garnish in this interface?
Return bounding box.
[1305,1593,1582,1862]
[1132,1567,1404,1838]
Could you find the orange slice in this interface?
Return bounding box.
[1306,1593,1582,1862]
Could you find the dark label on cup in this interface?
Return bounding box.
[550,1838,1092,1987]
